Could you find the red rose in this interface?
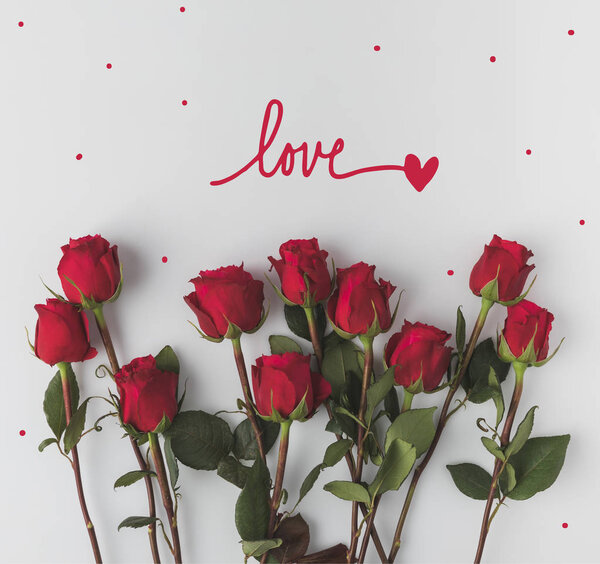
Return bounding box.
[184,265,264,339]
[385,320,453,391]
[498,300,554,363]
[251,353,332,421]
[34,299,97,365]
[268,238,331,306]
[115,355,179,433]
[469,235,534,302]
[58,235,121,304]
[327,262,396,336]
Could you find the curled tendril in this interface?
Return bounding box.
[93,412,118,432]
[476,417,493,433]
[95,364,113,379]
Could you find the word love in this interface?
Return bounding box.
[210,99,439,192]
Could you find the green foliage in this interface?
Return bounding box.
[385,407,437,457]
[38,438,57,452]
[117,516,158,531]
[323,481,371,505]
[241,539,282,558]
[505,406,537,458]
[321,339,363,402]
[63,398,91,453]
[114,470,156,489]
[284,304,326,342]
[447,463,497,500]
[323,439,352,467]
[365,368,395,424]
[163,436,179,489]
[43,368,79,439]
[383,386,400,423]
[155,345,180,374]
[368,438,416,497]
[235,457,271,541]
[233,418,280,461]
[217,455,250,489]
[269,335,303,355]
[462,338,510,403]
[481,437,505,461]
[456,306,466,358]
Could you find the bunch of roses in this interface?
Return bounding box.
[29,234,568,564]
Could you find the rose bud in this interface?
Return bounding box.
[469,235,535,303]
[498,300,559,366]
[385,320,453,393]
[268,238,332,306]
[251,352,332,422]
[184,264,265,341]
[34,299,97,365]
[58,235,121,306]
[115,355,179,433]
[327,262,397,337]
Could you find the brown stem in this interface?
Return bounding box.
[387,298,494,563]
[93,306,161,563]
[149,433,183,564]
[474,364,525,563]
[357,495,381,564]
[231,337,266,462]
[58,364,103,563]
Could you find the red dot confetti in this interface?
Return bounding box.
[106,63,112,69]
[76,153,83,160]
[579,219,585,225]
[526,149,532,155]
[19,430,26,436]
[568,30,574,36]
[162,256,168,263]
[181,99,188,106]
[180,6,185,12]
[490,56,496,63]
[18,21,24,27]
[562,523,568,529]
[447,270,454,276]
[374,45,381,52]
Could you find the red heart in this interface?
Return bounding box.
[403,154,439,192]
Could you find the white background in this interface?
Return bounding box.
[1,1,598,563]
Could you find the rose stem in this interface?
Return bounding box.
[304,307,387,563]
[401,390,414,413]
[357,494,381,564]
[347,335,374,564]
[387,298,494,563]
[474,362,526,563]
[92,305,161,563]
[231,337,266,462]
[57,362,103,564]
[148,433,183,564]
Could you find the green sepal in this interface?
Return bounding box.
[188,320,224,343]
[40,277,68,303]
[288,394,308,422]
[62,276,101,310]
[265,273,298,307]
[151,413,172,435]
[245,303,270,335]
[531,338,564,368]
[496,275,536,307]
[105,263,124,304]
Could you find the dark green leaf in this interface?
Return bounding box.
[117,516,158,531]
[383,386,400,423]
[368,438,415,496]
[163,436,179,489]
[114,470,156,489]
[64,398,91,453]
[323,332,344,350]
[321,340,362,401]
[505,406,537,458]
[43,368,79,439]
[504,463,516,493]
[233,418,280,461]
[365,368,395,424]
[323,481,371,505]
[324,419,343,436]
[242,539,283,558]
[456,306,466,358]
[323,439,352,468]
[506,435,570,500]
[269,335,303,355]
[488,368,504,427]
[463,338,510,403]
[165,410,233,471]
[284,304,326,342]
[385,407,437,457]
[481,437,505,461]
[38,438,57,452]
[217,455,250,489]
[155,345,180,374]
[447,463,496,500]
[298,464,325,504]
[235,457,271,541]
[271,514,310,563]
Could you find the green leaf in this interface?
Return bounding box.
[321,340,362,402]
[117,516,158,531]
[365,367,395,424]
[284,304,326,342]
[385,407,437,458]
[155,345,180,374]
[43,368,79,439]
[165,410,233,471]
[235,457,271,541]
[447,463,496,500]
[481,437,505,461]
[270,514,310,563]
[63,398,91,453]
[163,436,179,489]
[369,438,416,497]
[505,406,537,458]
[488,368,504,427]
[217,455,250,489]
[324,419,343,436]
[463,338,510,403]
[504,463,516,493]
[506,435,570,500]
[323,439,352,468]
[323,481,371,505]
[38,438,57,452]
[242,539,283,558]
[298,464,325,505]
[269,335,303,355]
[456,306,466,358]
[114,470,156,489]
[383,386,400,423]
[233,418,280,461]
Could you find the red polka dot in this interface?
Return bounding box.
[181,99,188,106]
[162,256,168,263]
[374,45,381,52]
[75,153,83,160]
[18,21,24,27]
[562,522,568,528]
[568,30,574,36]
[579,219,585,225]
[106,63,112,69]
[526,149,532,155]
[447,270,454,276]
[490,56,496,63]
[180,6,185,12]
[19,430,26,436]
